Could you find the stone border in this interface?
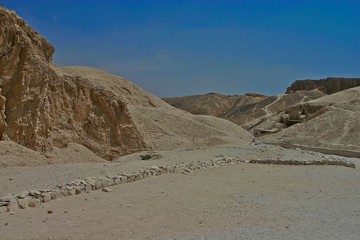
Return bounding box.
[264,142,360,159]
[0,157,355,214]
[247,159,355,168]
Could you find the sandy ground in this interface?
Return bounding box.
[0,143,351,196]
[0,144,359,239]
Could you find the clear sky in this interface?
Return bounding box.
[3,0,360,97]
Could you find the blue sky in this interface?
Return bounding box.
[3,0,360,97]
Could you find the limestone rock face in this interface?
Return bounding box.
[0,7,253,162]
[0,7,146,159]
[286,78,360,94]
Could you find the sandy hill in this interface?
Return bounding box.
[262,86,360,152]
[0,7,252,164]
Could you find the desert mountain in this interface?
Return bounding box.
[165,77,360,133]
[0,7,252,162]
[225,90,325,129]
[286,77,360,94]
[164,90,324,130]
[163,92,268,118]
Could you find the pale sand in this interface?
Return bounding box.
[0,144,359,240]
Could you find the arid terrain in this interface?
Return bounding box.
[1,145,359,240]
[0,6,359,240]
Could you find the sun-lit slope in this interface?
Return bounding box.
[236,90,325,130]
[262,87,360,151]
[0,7,252,163]
[164,89,324,131]
[163,93,267,118]
[58,66,254,151]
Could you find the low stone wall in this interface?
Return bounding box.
[0,156,355,215]
[265,142,360,159]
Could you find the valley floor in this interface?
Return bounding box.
[0,144,359,240]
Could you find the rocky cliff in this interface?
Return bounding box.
[286,77,360,94]
[0,7,252,161]
[0,8,147,159]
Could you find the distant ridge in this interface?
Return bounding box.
[163,93,268,118]
[286,77,360,94]
[163,90,324,129]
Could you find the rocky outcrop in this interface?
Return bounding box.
[286,77,360,94]
[0,7,253,162]
[0,8,147,159]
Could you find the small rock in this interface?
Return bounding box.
[113,177,121,185]
[47,209,53,214]
[18,191,29,199]
[140,154,152,160]
[94,179,102,190]
[29,199,41,208]
[7,198,18,212]
[102,187,112,193]
[9,212,15,215]
[41,193,51,203]
[84,177,96,186]
[60,189,69,197]
[67,189,76,196]
[50,191,62,200]
[73,186,82,194]
[29,190,41,196]
[0,195,13,202]
[151,166,160,171]
[18,196,31,209]
[119,176,127,183]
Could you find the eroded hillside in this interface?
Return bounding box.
[0,7,253,163]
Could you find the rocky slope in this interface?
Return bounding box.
[164,90,324,130]
[262,86,360,152]
[163,93,268,118]
[0,7,252,163]
[226,90,325,129]
[286,77,360,94]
